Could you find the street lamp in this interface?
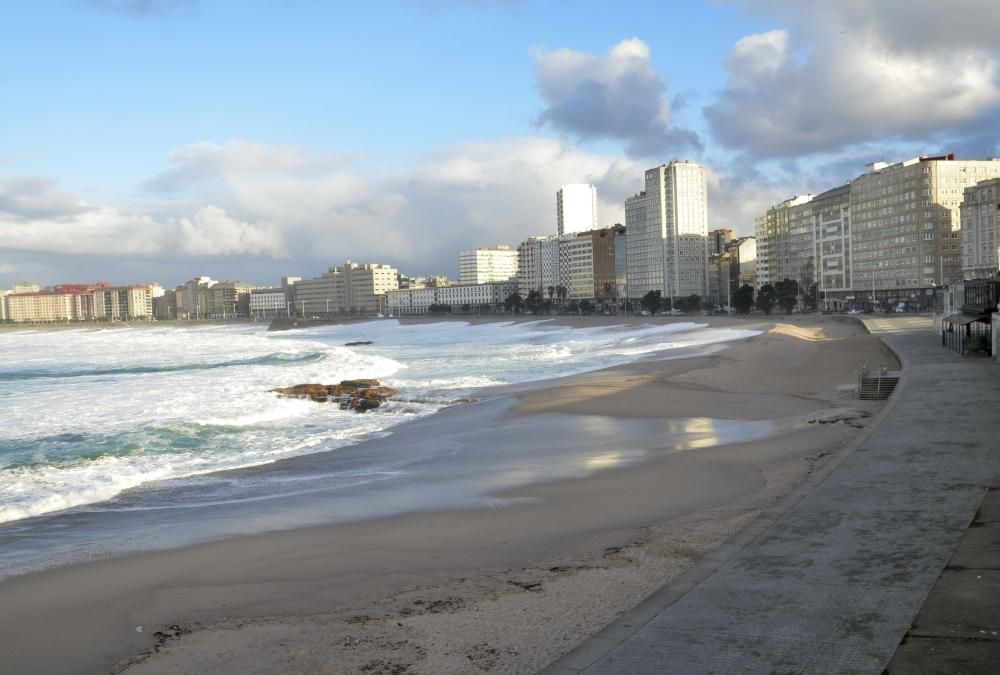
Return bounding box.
[326,299,330,317]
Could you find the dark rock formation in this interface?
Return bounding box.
[344,341,373,346]
[271,379,400,411]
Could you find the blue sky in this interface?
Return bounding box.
[2,0,998,287]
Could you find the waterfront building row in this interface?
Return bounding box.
[515,226,625,303]
[2,283,162,323]
[756,154,1000,309]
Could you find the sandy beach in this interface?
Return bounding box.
[0,316,898,674]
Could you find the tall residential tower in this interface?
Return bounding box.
[625,161,708,301]
[556,184,598,235]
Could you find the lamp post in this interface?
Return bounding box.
[326,299,330,317]
[300,300,305,318]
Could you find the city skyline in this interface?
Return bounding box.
[3,1,1000,287]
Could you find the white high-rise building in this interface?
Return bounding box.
[625,161,709,300]
[458,246,519,285]
[557,184,598,235]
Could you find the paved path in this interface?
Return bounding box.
[545,316,1000,674]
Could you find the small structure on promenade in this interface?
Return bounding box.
[941,279,998,357]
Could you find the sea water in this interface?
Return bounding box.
[0,319,766,577]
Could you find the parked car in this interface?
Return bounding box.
[640,310,651,316]
[668,308,684,316]
[847,308,862,315]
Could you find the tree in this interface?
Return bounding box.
[503,292,524,314]
[641,290,662,315]
[702,296,716,311]
[525,290,542,314]
[428,303,452,314]
[733,284,754,315]
[775,278,799,314]
[676,294,701,313]
[547,286,555,304]
[541,299,553,314]
[556,285,568,304]
[757,284,777,315]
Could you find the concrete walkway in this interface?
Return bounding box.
[544,316,1000,674]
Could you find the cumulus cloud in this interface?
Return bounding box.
[1,139,645,282]
[533,38,701,158]
[137,138,644,275]
[707,2,1000,158]
[0,177,285,259]
[0,177,95,221]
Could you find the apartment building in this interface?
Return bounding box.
[755,194,815,290]
[625,161,709,301]
[175,277,216,320]
[249,287,288,319]
[516,236,560,297]
[729,236,757,291]
[6,290,81,322]
[961,177,1000,279]
[556,184,598,235]
[92,285,158,320]
[294,261,399,315]
[709,228,735,255]
[559,233,594,301]
[385,287,436,315]
[850,155,1000,294]
[458,246,518,285]
[436,281,517,311]
[205,282,254,319]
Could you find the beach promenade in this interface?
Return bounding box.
[546,315,1000,674]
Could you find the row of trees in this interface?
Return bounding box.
[638,278,804,316]
[431,278,807,317]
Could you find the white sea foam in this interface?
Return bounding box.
[0,320,760,523]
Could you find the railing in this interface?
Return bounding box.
[855,362,868,399]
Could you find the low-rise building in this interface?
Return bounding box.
[435,281,517,312]
[386,287,436,315]
[249,287,288,319]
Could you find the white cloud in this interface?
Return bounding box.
[179,206,287,257]
[0,139,648,277]
[0,177,284,258]
[708,2,1000,158]
[533,38,701,157]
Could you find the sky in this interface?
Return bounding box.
[2,0,1000,288]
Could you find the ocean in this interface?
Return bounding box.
[0,319,765,577]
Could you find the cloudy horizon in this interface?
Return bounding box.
[3,0,999,288]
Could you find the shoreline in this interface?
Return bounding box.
[0,317,899,674]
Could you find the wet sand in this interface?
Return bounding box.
[0,317,898,674]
